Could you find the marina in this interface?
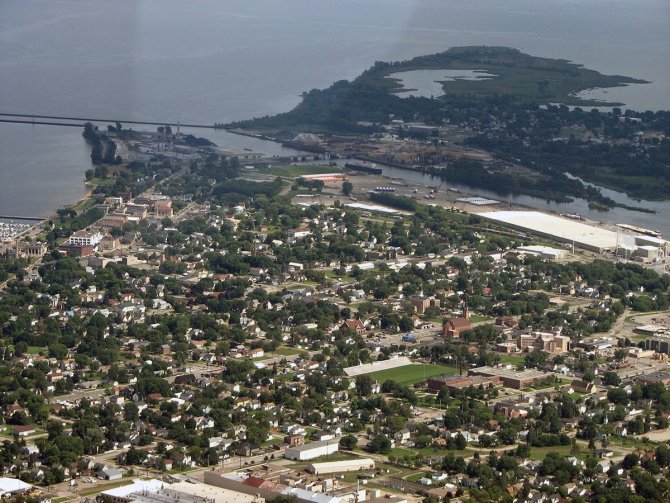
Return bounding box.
[0,220,35,243]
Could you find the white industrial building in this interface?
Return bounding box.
[516,245,567,260]
[477,210,638,253]
[307,459,375,474]
[100,479,262,503]
[479,210,669,260]
[0,478,32,497]
[99,479,165,503]
[284,440,339,461]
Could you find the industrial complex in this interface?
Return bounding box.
[477,210,669,260]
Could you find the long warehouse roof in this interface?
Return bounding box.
[476,210,626,251]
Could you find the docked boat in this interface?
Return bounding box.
[344,162,383,175]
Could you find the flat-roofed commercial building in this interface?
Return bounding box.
[477,211,621,253]
[307,459,375,474]
[285,440,339,461]
[427,374,500,392]
[468,366,550,389]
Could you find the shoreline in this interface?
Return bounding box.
[223,125,669,236]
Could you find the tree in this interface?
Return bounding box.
[655,444,670,468]
[367,435,391,454]
[621,453,639,469]
[452,432,467,450]
[46,420,64,440]
[124,402,139,421]
[355,375,373,396]
[125,447,147,466]
[339,435,357,450]
[602,371,621,386]
[14,342,28,357]
[48,343,68,360]
[607,388,629,406]
[342,181,353,196]
[498,428,516,445]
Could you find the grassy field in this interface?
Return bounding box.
[72,197,96,213]
[406,472,430,483]
[86,178,116,187]
[274,347,304,356]
[78,479,133,497]
[528,378,568,391]
[390,447,415,458]
[497,354,525,366]
[607,436,658,449]
[261,436,283,447]
[528,444,624,461]
[367,364,458,386]
[529,445,575,460]
[391,446,470,459]
[260,165,342,178]
[27,345,45,355]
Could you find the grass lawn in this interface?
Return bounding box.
[72,197,96,212]
[497,354,525,366]
[419,447,469,457]
[390,447,415,458]
[78,479,133,497]
[528,378,567,391]
[283,281,319,289]
[261,165,341,178]
[391,446,470,460]
[86,178,116,187]
[529,444,625,461]
[468,315,492,323]
[367,364,458,386]
[262,436,283,447]
[607,436,657,449]
[27,345,46,355]
[274,347,304,356]
[529,445,575,460]
[405,472,429,483]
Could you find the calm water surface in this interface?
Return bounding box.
[0,0,668,228]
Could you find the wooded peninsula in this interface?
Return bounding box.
[226,47,670,206]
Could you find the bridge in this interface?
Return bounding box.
[0,112,215,129]
[0,215,46,221]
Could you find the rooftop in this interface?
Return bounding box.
[101,479,165,499]
[285,440,336,452]
[0,478,32,495]
[476,210,625,251]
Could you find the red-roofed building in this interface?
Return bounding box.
[340,320,365,334]
[442,317,472,338]
[243,476,278,491]
[155,201,174,218]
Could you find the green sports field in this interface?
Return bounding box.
[367,364,458,386]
